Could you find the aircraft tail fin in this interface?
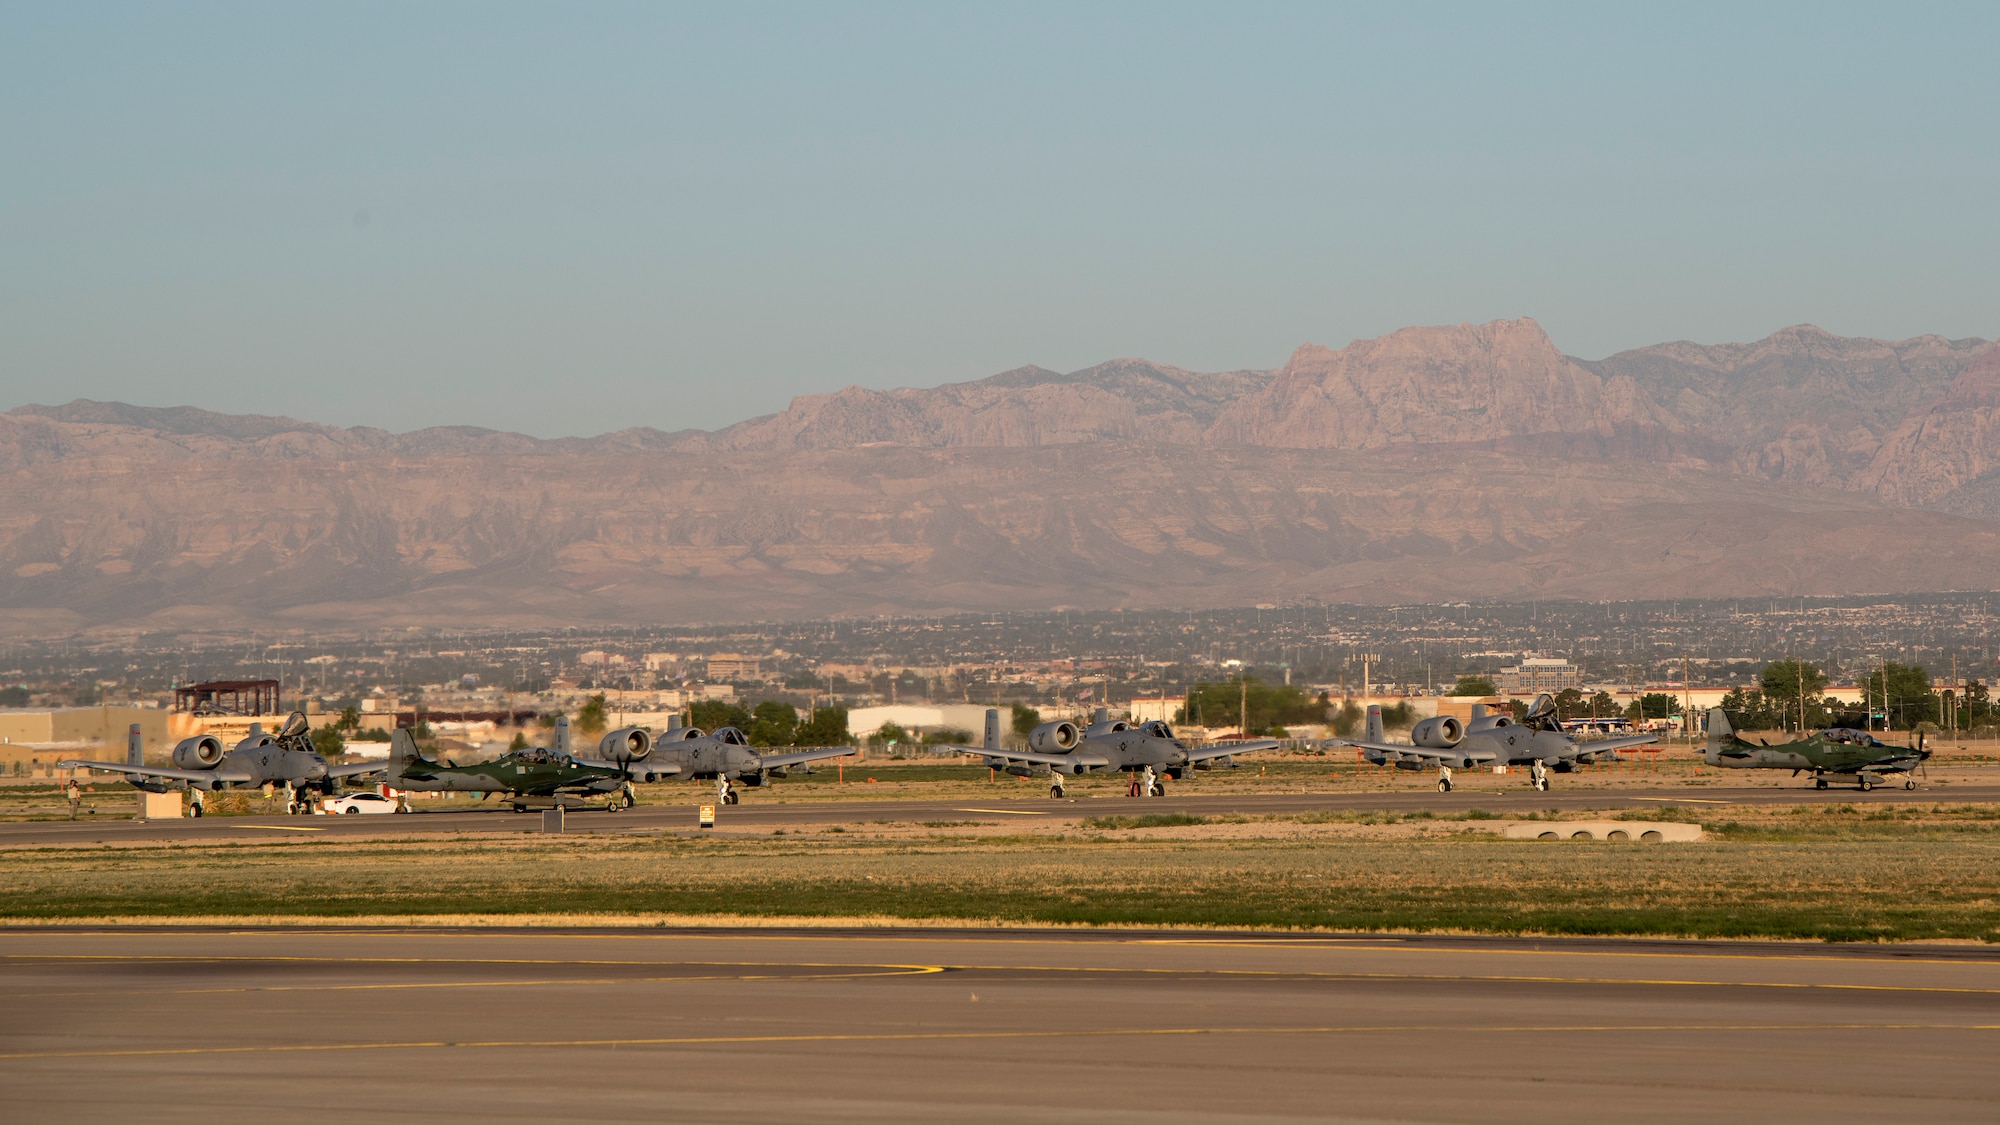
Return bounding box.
[667,712,684,733]
[1704,707,1749,754]
[127,724,144,768]
[390,728,422,771]
[983,708,1001,752]
[1469,704,1488,721]
[1364,705,1384,744]
[554,715,572,756]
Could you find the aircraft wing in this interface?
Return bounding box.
[935,745,1114,771]
[1568,734,1659,757]
[754,746,860,770]
[56,760,256,785]
[1185,739,1281,763]
[1822,752,1925,774]
[1335,741,1499,764]
[327,761,389,779]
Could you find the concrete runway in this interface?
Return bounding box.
[1,927,1996,1122]
[6,782,1998,847]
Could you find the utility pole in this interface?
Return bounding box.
[1682,654,1693,743]
[1239,676,1249,737]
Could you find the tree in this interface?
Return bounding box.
[922,728,974,746]
[1180,678,1320,734]
[794,705,852,747]
[1011,703,1040,740]
[1962,680,1992,729]
[1867,662,1937,730]
[335,706,361,731]
[689,700,751,732]
[1624,692,1679,721]
[873,722,908,751]
[1328,699,1364,738]
[1553,688,1586,720]
[1378,701,1416,730]
[309,726,344,758]
[1449,675,1496,697]
[747,701,799,747]
[1587,691,1617,718]
[508,730,528,751]
[0,686,27,707]
[575,694,609,737]
[1758,659,1832,730]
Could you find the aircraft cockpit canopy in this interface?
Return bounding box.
[714,727,749,746]
[1140,720,1174,739]
[1824,727,1885,747]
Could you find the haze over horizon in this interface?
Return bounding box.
[5,4,1997,438]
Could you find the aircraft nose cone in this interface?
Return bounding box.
[305,759,328,780]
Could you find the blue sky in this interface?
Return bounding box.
[3,3,1995,436]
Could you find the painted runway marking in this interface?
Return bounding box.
[3,1023,1996,1062]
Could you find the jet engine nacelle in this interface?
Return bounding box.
[598,727,652,762]
[1409,716,1465,749]
[1028,721,1079,754]
[172,735,225,769]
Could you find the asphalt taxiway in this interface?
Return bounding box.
[4,782,1998,847]
[2,926,1996,1122]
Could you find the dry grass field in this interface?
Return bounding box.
[3,803,1996,941]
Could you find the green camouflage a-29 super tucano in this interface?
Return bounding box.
[386,729,635,812]
[1703,707,1930,791]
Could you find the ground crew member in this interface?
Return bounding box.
[1140,764,1157,797]
[716,775,734,806]
[1048,768,1065,799]
[1530,759,1548,792]
[66,777,81,819]
[1437,764,1453,793]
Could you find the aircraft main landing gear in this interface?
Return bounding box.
[1905,779,1918,790]
[1858,775,1875,792]
[1814,777,1828,790]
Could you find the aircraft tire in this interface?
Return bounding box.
[1859,777,1874,792]
[1905,779,1917,790]
[1814,778,1828,790]
[512,803,527,813]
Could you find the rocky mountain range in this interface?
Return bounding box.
[4,318,1998,635]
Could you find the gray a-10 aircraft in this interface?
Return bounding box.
[587,715,858,804]
[933,707,1280,796]
[60,712,384,812]
[1339,696,1658,789]
[1702,707,1929,791]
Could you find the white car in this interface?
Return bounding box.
[322,792,408,815]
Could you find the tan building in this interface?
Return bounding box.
[1499,657,1583,695]
[0,707,174,772]
[706,654,762,681]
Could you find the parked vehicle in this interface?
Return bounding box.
[322,791,407,815]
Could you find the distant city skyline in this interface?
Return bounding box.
[5,4,1996,437]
